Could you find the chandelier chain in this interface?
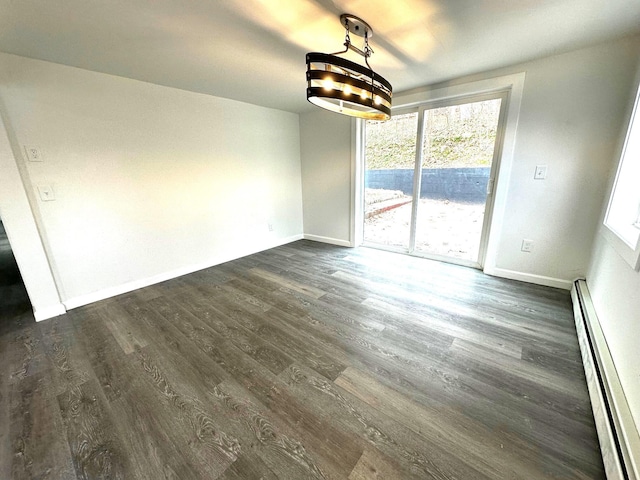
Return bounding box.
[364,30,373,58]
[343,23,351,49]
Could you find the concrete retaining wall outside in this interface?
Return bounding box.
[365,167,490,203]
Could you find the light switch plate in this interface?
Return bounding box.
[521,239,534,252]
[24,145,44,162]
[37,185,56,201]
[534,165,548,180]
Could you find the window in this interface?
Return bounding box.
[604,73,640,270]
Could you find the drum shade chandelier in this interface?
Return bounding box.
[306,14,392,120]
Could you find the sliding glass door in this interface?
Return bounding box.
[363,92,508,268]
[363,111,418,250]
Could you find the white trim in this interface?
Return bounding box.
[362,241,482,270]
[572,284,625,480]
[603,61,640,271]
[484,266,572,290]
[409,108,426,253]
[303,234,352,247]
[393,72,525,108]
[394,73,527,275]
[33,303,67,321]
[353,72,526,275]
[572,280,640,480]
[601,223,640,271]
[350,118,364,247]
[63,234,303,310]
[0,103,65,314]
[399,92,508,267]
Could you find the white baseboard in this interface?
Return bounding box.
[303,234,353,247]
[33,303,67,322]
[63,234,304,311]
[572,279,640,480]
[484,266,572,290]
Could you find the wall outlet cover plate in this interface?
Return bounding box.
[24,145,44,162]
[37,185,56,201]
[534,165,548,179]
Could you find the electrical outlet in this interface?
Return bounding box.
[534,165,547,180]
[268,223,274,232]
[24,145,44,162]
[521,239,534,252]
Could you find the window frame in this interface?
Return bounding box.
[603,66,640,271]
[351,72,528,280]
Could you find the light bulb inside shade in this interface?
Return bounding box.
[323,78,333,91]
[374,95,382,105]
[360,89,367,100]
[344,84,352,95]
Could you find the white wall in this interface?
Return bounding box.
[300,109,353,245]
[0,112,64,319]
[587,238,640,436]
[586,56,640,437]
[300,34,640,287]
[0,53,303,312]
[488,36,640,285]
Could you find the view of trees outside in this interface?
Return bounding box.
[365,100,500,169]
[364,99,502,262]
[365,112,419,169]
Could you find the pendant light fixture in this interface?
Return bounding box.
[306,14,392,120]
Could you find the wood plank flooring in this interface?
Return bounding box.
[0,240,605,479]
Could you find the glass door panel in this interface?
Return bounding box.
[413,99,502,263]
[364,111,418,250]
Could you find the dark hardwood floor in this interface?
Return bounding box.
[0,240,605,479]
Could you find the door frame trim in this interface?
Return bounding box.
[411,91,509,268]
[351,71,527,275]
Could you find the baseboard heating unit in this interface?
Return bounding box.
[572,279,639,480]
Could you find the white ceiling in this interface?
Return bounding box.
[1,0,640,113]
